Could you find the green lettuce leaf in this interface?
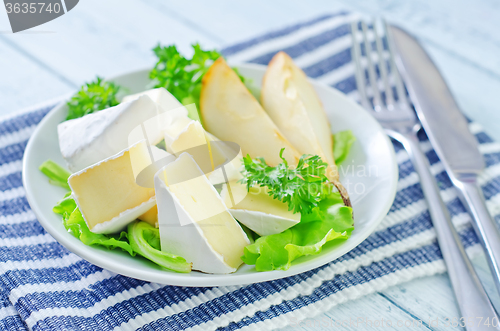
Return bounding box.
[53,195,136,255]
[44,161,190,272]
[39,160,71,190]
[52,192,76,219]
[128,221,192,273]
[241,192,353,271]
[51,189,191,272]
[333,130,356,165]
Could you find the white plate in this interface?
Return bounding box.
[23,64,398,287]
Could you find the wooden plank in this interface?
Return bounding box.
[2,0,500,132]
[142,0,500,142]
[0,1,499,328]
[156,0,500,76]
[0,1,11,31]
[139,0,348,46]
[380,274,461,331]
[277,291,431,331]
[0,0,220,89]
[282,255,499,331]
[423,42,500,141]
[0,39,73,115]
[379,254,500,331]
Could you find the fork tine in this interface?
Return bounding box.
[383,19,411,110]
[361,21,384,112]
[351,21,371,111]
[373,21,395,110]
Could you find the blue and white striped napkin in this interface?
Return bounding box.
[1,11,500,331]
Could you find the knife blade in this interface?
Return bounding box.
[388,24,500,296]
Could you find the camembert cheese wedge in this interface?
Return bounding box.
[68,141,165,234]
[58,95,162,172]
[164,116,243,185]
[155,153,250,274]
[122,88,188,139]
[122,87,183,114]
[221,181,300,236]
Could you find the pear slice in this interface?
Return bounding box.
[261,52,351,207]
[200,57,302,167]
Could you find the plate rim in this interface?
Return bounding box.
[22,63,398,287]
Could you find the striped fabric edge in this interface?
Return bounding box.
[127,230,482,331]
[9,198,491,330]
[1,123,498,330]
[0,103,60,330]
[0,96,66,124]
[0,197,490,331]
[0,11,498,331]
[237,246,484,331]
[4,146,499,331]
[221,12,349,56]
[21,226,480,331]
[223,12,360,65]
[6,107,495,330]
[0,105,496,328]
[0,289,28,331]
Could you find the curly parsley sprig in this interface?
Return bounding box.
[65,44,245,122]
[150,43,246,109]
[66,77,121,120]
[150,44,220,107]
[240,148,330,215]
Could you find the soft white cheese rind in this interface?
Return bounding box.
[155,175,236,274]
[58,95,160,172]
[69,141,158,234]
[91,198,156,234]
[123,88,188,140]
[164,117,243,185]
[228,209,299,236]
[122,87,183,114]
[220,182,299,236]
[155,153,250,274]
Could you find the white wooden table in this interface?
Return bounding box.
[2,1,500,329]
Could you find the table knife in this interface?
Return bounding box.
[389,25,500,297]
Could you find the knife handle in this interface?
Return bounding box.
[391,130,499,330]
[453,177,500,297]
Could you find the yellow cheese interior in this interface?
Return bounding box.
[223,181,300,221]
[162,153,248,268]
[129,140,155,180]
[169,120,232,179]
[170,120,207,153]
[138,205,158,227]
[69,142,155,230]
[164,116,192,140]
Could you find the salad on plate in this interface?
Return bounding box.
[39,44,356,274]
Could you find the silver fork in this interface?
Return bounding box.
[351,20,499,328]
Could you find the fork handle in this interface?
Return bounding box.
[453,177,500,297]
[390,130,499,330]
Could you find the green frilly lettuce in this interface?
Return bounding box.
[240,130,356,272]
[53,194,192,273]
[241,192,354,271]
[39,160,72,190]
[333,130,356,165]
[128,221,192,272]
[53,194,136,255]
[44,160,191,273]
